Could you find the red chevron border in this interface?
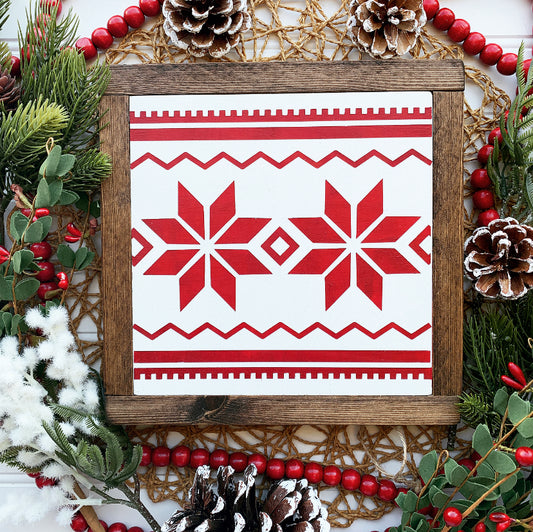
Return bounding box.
[130,149,432,170]
[134,367,432,380]
[133,322,431,341]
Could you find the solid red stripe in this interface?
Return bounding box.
[134,367,433,380]
[134,350,431,363]
[130,124,432,142]
[129,107,432,124]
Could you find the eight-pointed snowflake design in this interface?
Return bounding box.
[289,180,424,310]
[142,182,271,310]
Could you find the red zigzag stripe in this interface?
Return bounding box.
[133,322,431,341]
[130,149,432,170]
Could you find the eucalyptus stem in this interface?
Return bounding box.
[116,479,162,532]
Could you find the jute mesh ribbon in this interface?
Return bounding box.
[56,1,511,527]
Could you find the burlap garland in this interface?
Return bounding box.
[53,1,511,527]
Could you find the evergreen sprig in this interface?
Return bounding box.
[0,0,10,32]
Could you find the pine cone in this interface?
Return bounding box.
[162,0,251,58]
[347,0,426,58]
[464,217,533,300]
[162,465,330,532]
[0,69,20,112]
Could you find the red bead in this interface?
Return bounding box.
[229,452,248,472]
[515,446,533,466]
[488,127,503,146]
[75,37,97,60]
[423,0,439,20]
[128,528,144,532]
[30,241,52,260]
[470,169,491,189]
[36,261,55,282]
[477,209,500,226]
[70,513,88,532]
[304,462,323,484]
[480,43,503,66]
[139,0,161,16]
[92,28,114,50]
[477,144,494,165]
[322,465,341,486]
[474,523,486,532]
[40,0,62,16]
[171,445,190,467]
[27,472,41,478]
[341,469,361,490]
[89,520,108,532]
[473,190,494,210]
[140,445,151,466]
[463,32,486,56]
[190,448,210,468]
[35,475,56,488]
[209,449,229,468]
[285,459,304,479]
[497,53,518,76]
[151,446,170,467]
[10,55,20,77]
[248,453,267,474]
[124,6,145,28]
[457,458,476,471]
[108,525,127,532]
[108,15,129,38]
[443,507,463,527]
[447,19,470,43]
[378,479,398,501]
[359,474,379,496]
[266,458,285,480]
[432,8,455,31]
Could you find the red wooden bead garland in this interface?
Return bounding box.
[266,458,285,480]
[151,446,170,467]
[248,453,267,474]
[447,19,470,43]
[285,459,304,479]
[229,452,248,472]
[497,53,519,76]
[171,445,190,467]
[108,15,129,38]
[88,520,108,532]
[190,448,210,468]
[91,27,114,50]
[480,43,503,66]
[463,32,486,55]
[422,0,439,20]
[304,462,323,484]
[360,474,379,496]
[209,449,229,468]
[75,37,97,60]
[123,6,145,29]
[341,469,361,490]
[432,8,455,31]
[322,465,342,486]
[139,0,161,17]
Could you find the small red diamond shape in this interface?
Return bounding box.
[131,228,154,266]
[261,227,300,265]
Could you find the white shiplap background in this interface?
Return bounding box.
[0,0,530,530]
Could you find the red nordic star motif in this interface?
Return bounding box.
[290,181,424,310]
[142,182,271,310]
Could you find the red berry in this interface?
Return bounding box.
[10,55,21,77]
[36,261,55,282]
[341,469,361,490]
[508,362,527,386]
[471,169,491,189]
[457,458,476,471]
[248,453,267,474]
[171,445,190,467]
[190,448,210,468]
[497,53,518,76]
[443,507,463,527]
[490,513,511,523]
[471,451,482,461]
[151,446,170,467]
[322,465,342,486]
[88,520,108,532]
[75,37,97,60]
[473,190,495,210]
[30,241,52,260]
[477,144,494,165]
[433,8,455,31]
[229,452,248,472]
[124,6,145,28]
[447,19,470,43]
[36,13,51,29]
[40,0,62,16]
[488,127,503,146]
[515,446,533,466]
[209,449,229,468]
[266,458,285,480]
[496,521,512,532]
[378,479,398,501]
[480,43,503,66]
[107,15,129,38]
[35,475,56,488]
[108,525,127,532]
[70,513,88,532]
[37,281,59,300]
[304,462,323,484]
[359,474,378,496]
[128,528,144,532]
[285,459,304,479]
[91,28,114,50]
[478,209,500,226]
[140,445,151,466]
[27,472,41,478]
[463,32,486,55]
[474,523,486,532]
[34,208,50,219]
[139,0,161,16]
[423,0,439,20]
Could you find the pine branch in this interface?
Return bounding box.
[0,0,10,32]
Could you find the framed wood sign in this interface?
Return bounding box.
[100,60,464,425]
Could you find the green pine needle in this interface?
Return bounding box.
[0,0,10,32]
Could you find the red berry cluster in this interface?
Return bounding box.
[423,0,520,75]
[140,445,400,502]
[70,513,149,532]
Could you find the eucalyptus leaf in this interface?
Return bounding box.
[13,278,39,300]
[58,189,80,206]
[38,216,52,239]
[56,153,75,177]
[517,417,533,438]
[0,276,13,300]
[47,179,63,206]
[418,450,438,484]
[498,471,518,493]
[34,178,51,208]
[428,485,448,508]
[444,459,468,487]
[39,144,61,177]
[472,424,493,455]
[24,220,44,244]
[10,211,29,242]
[494,388,509,415]
[12,249,34,274]
[56,244,75,268]
[486,449,517,474]
[1,312,11,334]
[508,393,531,424]
[76,250,94,271]
[10,314,24,335]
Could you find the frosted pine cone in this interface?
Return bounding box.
[0,69,20,112]
[162,0,251,58]
[347,0,426,58]
[464,217,533,300]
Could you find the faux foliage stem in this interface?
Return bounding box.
[116,480,161,532]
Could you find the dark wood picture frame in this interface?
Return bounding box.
[100,60,464,425]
